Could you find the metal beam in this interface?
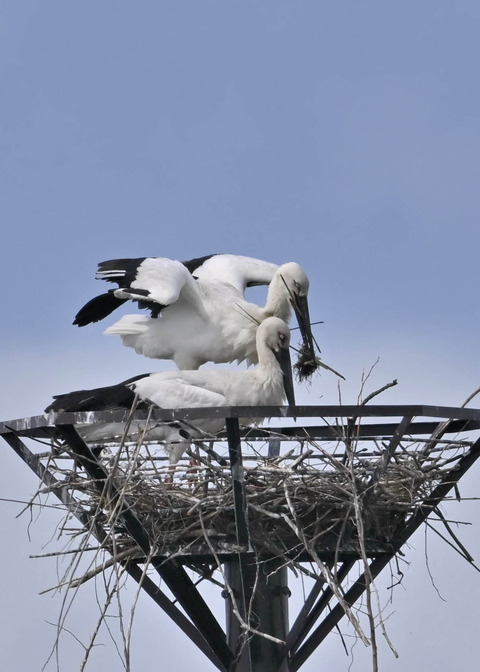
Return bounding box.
[225,417,254,669]
[3,404,480,437]
[285,576,325,649]
[285,560,355,656]
[3,416,478,447]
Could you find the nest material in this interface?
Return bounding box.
[48,434,459,562]
[294,341,345,382]
[114,469,408,557]
[294,343,321,381]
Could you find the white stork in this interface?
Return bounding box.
[46,316,295,466]
[73,254,319,378]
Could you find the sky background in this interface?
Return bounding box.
[1,1,480,670]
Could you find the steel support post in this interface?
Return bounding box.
[225,560,290,672]
[224,417,290,671]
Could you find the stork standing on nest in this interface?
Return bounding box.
[73,254,319,379]
[46,316,296,468]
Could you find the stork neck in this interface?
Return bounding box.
[256,341,285,386]
[263,274,292,323]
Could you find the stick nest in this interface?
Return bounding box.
[45,432,462,561]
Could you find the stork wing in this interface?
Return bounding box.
[75,258,207,325]
[96,254,278,294]
[133,374,228,409]
[75,253,280,326]
[98,257,201,306]
[44,374,149,413]
[188,254,279,294]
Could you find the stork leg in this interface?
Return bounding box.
[164,440,190,484]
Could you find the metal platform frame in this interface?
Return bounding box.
[2,404,480,672]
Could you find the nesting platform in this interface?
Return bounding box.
[2,405,480,672]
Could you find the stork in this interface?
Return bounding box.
[46,316,295,466]
[73,254,319,378]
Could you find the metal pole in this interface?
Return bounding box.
[225,559,290,672]
[225,417,290,671]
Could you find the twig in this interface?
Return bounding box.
[361,380,398,406]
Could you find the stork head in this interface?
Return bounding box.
[276,263,318,379]
[258,317,296,408]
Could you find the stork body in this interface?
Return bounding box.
[46,317,295,464]
[74,254,316,375]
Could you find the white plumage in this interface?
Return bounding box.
[74,254,318,376]
[46,317,296,465]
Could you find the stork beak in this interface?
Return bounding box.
[274,346,296,408]
[292,293,316,360]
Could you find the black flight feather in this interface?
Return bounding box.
[45,374,150,413]
[73,292,127,326]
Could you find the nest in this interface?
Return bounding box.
[41,428,466,565]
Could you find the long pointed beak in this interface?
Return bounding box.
[292,294,316,360]
[274,347,296,408]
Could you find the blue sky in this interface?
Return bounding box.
[1,2,480,670]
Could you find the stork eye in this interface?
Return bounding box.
[294,281,301,291]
